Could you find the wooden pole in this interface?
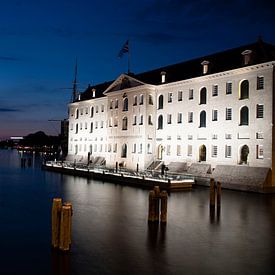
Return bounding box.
[217,181,222,208]
[209,178,215,208]
[63,202,73,246]
[59,205,71,252]
[160,191,168,223]
[148,190,155,222]
[52,198,62,248]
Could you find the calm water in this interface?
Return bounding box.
[0,149,275,275]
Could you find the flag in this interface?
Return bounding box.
[118,40,129,58]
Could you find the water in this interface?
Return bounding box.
[0,149,275,275]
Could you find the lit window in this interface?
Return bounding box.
[212,110,218,121]
[225,145,232,158]
[167,114,172,124]
[226,108,232,120]
[188,112,193,123]
[212,145,218,157]
[226,82,232,95]
[256,104,264,118]
[257,76,264,90]
[178,91,183,101]
[212,85,218,96]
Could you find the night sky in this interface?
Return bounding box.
[0,0,274,139]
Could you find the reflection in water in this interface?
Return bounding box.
[147,222,166,249]
[51,250,71,275]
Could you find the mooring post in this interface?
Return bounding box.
[63,202,73,246]
[52,198,62,248]
[148,190,155,222]
[160,191,168,223]
[216,181,222,208]
[153,186,160,222]
[209,178,216,208]
[59,205,71,252]
[115,161,118,173]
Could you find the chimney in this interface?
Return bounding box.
[160,71,166,83]
[201,60,209,74]
[92,88,96,98]
[241,49,252,65]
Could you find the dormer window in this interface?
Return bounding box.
[201,60,209,74]
[241,50,252,65]
[161,71,166,83]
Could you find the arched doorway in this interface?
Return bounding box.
[240,145,249,164]
[199,145,206,162]
[157,144,164,160]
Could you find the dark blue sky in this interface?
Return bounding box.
[0,0,274,139]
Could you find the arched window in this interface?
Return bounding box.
[158,95,163,109]
[139,94,144,105]
[149,94,153,105]
[90,122,93,133]
[90,107,94,118]
[240,106,249,125]
[123,98,128,111]
[121,144,127,158]
[240,145,249,164]
[133,95,137,106]
[115,99,118,108]
[75,145,78,155]
[158,115,163,129]
[240,80,249,99]
[199,145,206,161]
[75,123,78,133]
[148,115,153,125]
[200,87,207,104]
[75,109,79,119]
[139,115,143,125]
[122,116,128,130]
[199,111,206,127]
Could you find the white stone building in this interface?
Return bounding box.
[67,39,275,190]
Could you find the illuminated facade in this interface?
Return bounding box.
[67,39,275,188]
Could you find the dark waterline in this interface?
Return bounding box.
[0,149,275,275]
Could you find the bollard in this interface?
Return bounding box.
[148,190,155,222]
[52,198,62,248]
[59,205,71,252]
[63,202,73,246]
[160,191,168,223]
[153,191,160,222]
[209,178,215,208]
[216,181,222,208]
[153,186,160,198]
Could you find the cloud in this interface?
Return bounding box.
[0,108,22,112]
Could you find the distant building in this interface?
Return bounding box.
[67,39,275,191]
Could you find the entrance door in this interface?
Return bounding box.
[240,145,249,164]
[199,145,206,162]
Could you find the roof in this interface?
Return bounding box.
[77,39,275,102]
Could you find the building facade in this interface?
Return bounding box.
[67,39,275,189]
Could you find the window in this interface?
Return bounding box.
[226,108,232,120]
[177,145,181,156]
[212,145,218,157]
[85,108,88,114]
[139,94,144,105]
[167,114,172,124]
[226,82,232,95]
[168,92,172,103]
[212,134,218,140]
[199,111,206,127]
[101,105,104,112]
[200,87,207,104]
[90,122,93,133]
[139,115,143,125]
[95,121,98,129]
[115,99,118,108]
[225,133,232,139]
[188,112,193,123]
[133,95,137,106]
[122,117,128,130]
[167,145,171,156]
[114,117,118,127]
[158,115,163,129]
[85,122,87,129]
[96,106,99,113]
[90,107,94,118]
[257,76,264,90]
[256,104,264,118]
[139,143,143,154]
[113,143,117,153]
[110,100,113,109]
[239,80,249,99]
[149,94,153,105]
[147,143,152,154]
[188,135,193,140]
[212,85,218,96]
[158,95,164,109]
[256,132,264,139]
[132,143,136,153]
[189,89,194,100]
[212,110,218,121]
[256,145,264,159]
[75,109,79,119]
[121,144,127,158]
[100,121,103,128]
[70,123,73,131]
[108,144,111,152]
[75,123,78,133]
[240,106,249,125]
[178,113,182,123]
[123,98,128,111]
[187,145,192,156]
[80,109,83,115]
[133,115,137,125]
[178,91,183,101]
[148,115,153,125]
[225,145,232,158]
